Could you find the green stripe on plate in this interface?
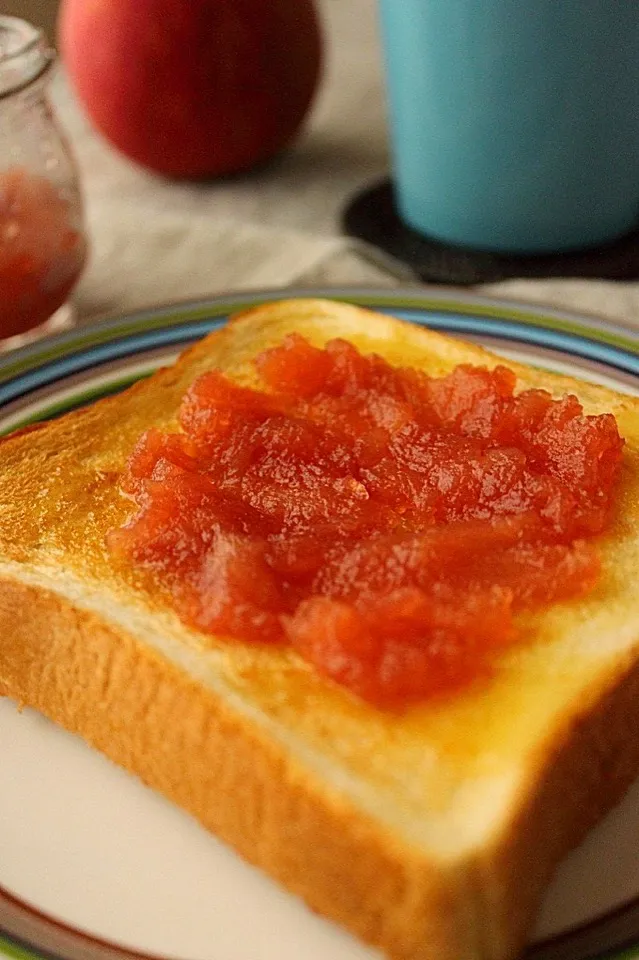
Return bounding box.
[604,948,639,960]
[0,936,41,960]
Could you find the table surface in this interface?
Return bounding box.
[46,0,639,330]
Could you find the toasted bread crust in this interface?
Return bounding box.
[472,655,639,958]
[3,576,639,960]
[0,577,476,960]
[2,299,639,960]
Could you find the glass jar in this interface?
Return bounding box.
[0,16,87,342]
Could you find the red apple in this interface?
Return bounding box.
[58,0,322,178]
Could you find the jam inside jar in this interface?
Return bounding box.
[0,17,87,342]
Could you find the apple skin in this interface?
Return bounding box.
[58,0,322,178]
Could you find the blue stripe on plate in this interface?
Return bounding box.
[386,310,639,373]
[0,320,224,406]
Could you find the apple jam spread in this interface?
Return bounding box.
[109,334,624,707]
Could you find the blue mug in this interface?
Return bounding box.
[378,0,639,254]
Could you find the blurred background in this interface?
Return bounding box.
[3,0,57,39]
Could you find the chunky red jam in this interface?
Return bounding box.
[108,334,624,707]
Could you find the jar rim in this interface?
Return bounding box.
[0,15,54,99]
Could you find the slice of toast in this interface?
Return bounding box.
[1,298,639,960]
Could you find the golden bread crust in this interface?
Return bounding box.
[3,577,639,960]
[0,577,476,960]
[2,298,639,960]
[470,655,639,958]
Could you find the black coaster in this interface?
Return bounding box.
[342,178,639,286]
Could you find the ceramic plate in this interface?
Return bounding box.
[2,288,639,960]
